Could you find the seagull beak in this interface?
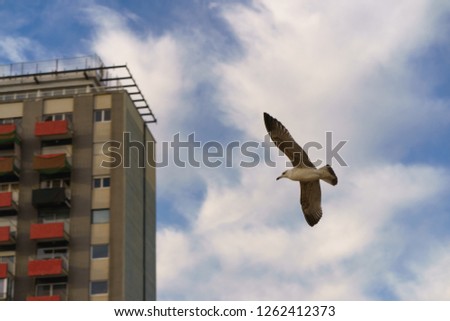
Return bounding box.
[276,176,282,181]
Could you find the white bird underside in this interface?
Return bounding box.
[284,168,323,181]
[264,112,338,227]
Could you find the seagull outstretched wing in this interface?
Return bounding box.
[263,112,324,227]
[263,112,315,168]
[300,181,322,226]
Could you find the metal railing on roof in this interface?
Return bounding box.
[0,55,104,77]
[0,55,157,124]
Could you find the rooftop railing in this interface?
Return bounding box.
[0,55,157,123]
[0,55,104,77]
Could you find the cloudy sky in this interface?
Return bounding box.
[2,0,450,300]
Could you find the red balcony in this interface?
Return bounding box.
[27,295,61,301]
[0,261,13,279]
[0,192,12,207]
[30,222,68,242]
[0,157,20,180]
[33,153,71,175]
[0,124,20,146]
[28,258,68,277]
[0,263,7,278]
[35,120,71,139]
[0,192,18,213]
[0,226,15,244]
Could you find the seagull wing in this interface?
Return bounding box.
[264,112,315,168]
[300,181,322,226]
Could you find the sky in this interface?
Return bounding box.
[1,0,450,300]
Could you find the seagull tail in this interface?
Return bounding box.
[319,164,338,186]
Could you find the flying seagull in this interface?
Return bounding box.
[263,112,338,227]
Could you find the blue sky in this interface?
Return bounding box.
[2,0,450,300]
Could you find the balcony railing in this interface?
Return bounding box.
[0,263,7,278]
[0,225,16,244]
[0,157,20,181]
[0,191,18,214]
[0,123,21,146]
[33,153,71,175]
[35,119,72,139]
[27,295,62,301]
[28,257,68,277]
[30,221,69,242]
[0,261,13,278]
[32,187,71,208]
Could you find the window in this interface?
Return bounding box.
[38,208,69,223]
[91,244,109,259]
[0,255,15,267]
[94,109,111,122]
[43,113,72,122]
[37,246,68,260]
[91,209,110,224]
[0,217,16,236]
[90,280,108,295]
[93,177,110,188]
[103,177,110,187]
[41,139,72,148]
[40,179,69,189]
[0,118,15,124]
[0,183,18,192]
[0,279,7,299]
[36,283,67,297]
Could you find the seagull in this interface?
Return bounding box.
[263,112,338,226]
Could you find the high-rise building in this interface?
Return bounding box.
[0,55,156,300]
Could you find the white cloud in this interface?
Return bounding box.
[157,228,202,293]
[390,244,450,300]
[216,0,450,166]
[85,4,212,217]
[85,5,189,130]
[157,164,449,299]
[86,0,450,300]
[0,36,34,62]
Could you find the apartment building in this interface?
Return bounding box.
[0,55,156,300]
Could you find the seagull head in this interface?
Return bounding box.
[276,170,288,181]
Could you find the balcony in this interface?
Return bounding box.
[34,119,72,139]
[27,295,61,301]
[28,257,68,277]
[0,157,20,182]
[32,187,71,208]
[0,225,15,244]
[0,191,18,214]
[33,153,71,175]
[0,263,7,278]
[30,222,69,242]
[0,261,13,278]
[0,124,20,148]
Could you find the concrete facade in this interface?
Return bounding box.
[0,56,156,301]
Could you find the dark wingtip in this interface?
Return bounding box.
[263,112,274,132]
[326,165,338,186]
[305,216,320,227]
